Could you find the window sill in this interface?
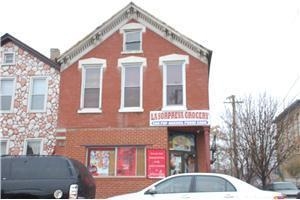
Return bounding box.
[1,63,16,66]
[118,107,144,113]
[77,108,102,114]
[0,110,14,114]
[28,110,46,113]
[121,50,143,54]
[161,105,187,111]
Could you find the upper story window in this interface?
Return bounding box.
[1,52,15,65]
[29,77,48,112]
[78,58,106,113]
[159,54,189,111]
[120,23,146,54]
[118,56,146,112]
[0,77,15,113]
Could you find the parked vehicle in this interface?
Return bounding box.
[1,155,96,199]
[266,181,300,199]
[107,173,285,200]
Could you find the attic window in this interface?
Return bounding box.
[120,23,146,54]
[2,52,15,65]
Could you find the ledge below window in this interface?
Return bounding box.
[121,50,143,54]
[161,105,187,111]
[77,108,102,114]
[118,107,144,113]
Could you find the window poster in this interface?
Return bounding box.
[117,147,136,176]
[147,149,166,178]
[89,149,111,176]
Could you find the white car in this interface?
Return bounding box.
[107,173,285,200]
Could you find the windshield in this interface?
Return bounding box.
[274,182,298,190]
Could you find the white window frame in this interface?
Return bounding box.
[78,58,106,113]
[1,52,15,66]
[120,23,146,54]
[159,54,189,111]
[23,138,43,155]
[0,139,9,155]
[0,77,16,113]
[28,76,48,113]
[118,56,146,112]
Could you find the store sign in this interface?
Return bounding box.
[149,110,210,126]
[147,149,166,179]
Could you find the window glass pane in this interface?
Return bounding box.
[136,147,145,176]
[125,31,141,51]
[194,176,236,192]
[117,147,136,176]
[124,87,140,107]
[31,95,45,110]
[32,79,46,94]
[125,67,140,87]
[1,79,13,95]
[167,64,182,85]
[85,68,101,88]
[26,140,41,155]
[4,53,14,63]
[84,88,100,108]
[167,85,183,105]
[88,149,115,176]
[155,176,192,194]
[1,96,12,110]
[11,157,72,179]
[1,141,8,155]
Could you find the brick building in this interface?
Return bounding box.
[0,33,60,156]
[56,3,212,198]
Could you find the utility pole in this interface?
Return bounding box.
[225,95,243,178]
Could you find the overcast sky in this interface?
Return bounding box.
[1,0,300,125]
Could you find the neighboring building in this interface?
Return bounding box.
[56,3,212,198]
[0,33,60,156]
[274,100,300,181]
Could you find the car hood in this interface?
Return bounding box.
[276,189,300,196]
[107,192,141,200]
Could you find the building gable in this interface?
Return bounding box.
[57,2,212,72]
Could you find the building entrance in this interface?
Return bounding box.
[168,132,197,175]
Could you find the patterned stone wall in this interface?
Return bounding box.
[0,42,60,155]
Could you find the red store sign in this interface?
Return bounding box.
[147,149,166,179]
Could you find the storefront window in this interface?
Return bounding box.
[87,146,145,177]
[169,133,196,175]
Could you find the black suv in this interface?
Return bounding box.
[1,155,96,199]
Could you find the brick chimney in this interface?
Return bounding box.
[50,48,60,60]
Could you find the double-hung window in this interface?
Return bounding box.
[118,56,146,112]
[2,52,15,65]
[159,54,189,111]
[120,23,145,54]
[29,77,48,112]
[0,77,15,112]
[79,58,106,113]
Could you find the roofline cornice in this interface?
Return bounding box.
[57,3,212,71]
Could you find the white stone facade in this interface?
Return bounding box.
[0,41,60,155]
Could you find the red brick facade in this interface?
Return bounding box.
[57,3,211,199]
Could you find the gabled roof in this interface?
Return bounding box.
[57,2,212,71]
[274,99,300,123]
[1,33,60,70]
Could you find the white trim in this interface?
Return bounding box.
[0,139,10,155]
[159,54,189,111]
[56,136,66,140]
[1,52,16,66]
[0,77,16,113]
[28,76,49,113]
[78,58,106,113]
[118,56,146,112]
[120,23,146,54]
[23,138,43,155]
